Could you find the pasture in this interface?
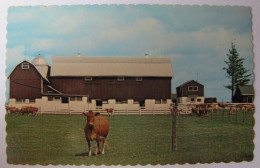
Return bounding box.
[6,110,254,165]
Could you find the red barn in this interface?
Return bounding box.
[8,55,173,113]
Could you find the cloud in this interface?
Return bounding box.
[5,5,254,102]
[6,45,27,74]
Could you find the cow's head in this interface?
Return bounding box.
[85,110,95,127]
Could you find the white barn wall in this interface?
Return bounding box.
[7,97,172,114]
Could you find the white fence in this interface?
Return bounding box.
[37,106,172,115]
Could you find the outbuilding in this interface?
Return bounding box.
[233,85,254,103]
[176,80,204,104]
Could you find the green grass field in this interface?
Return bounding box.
[6,110,254,165]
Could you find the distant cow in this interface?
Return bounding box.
[6,106,20,114]
[21,106,38,115]
[236,104,245,110]
[105,108,114,116]
[218,102,228,109]
[244,104,255,112]
[229,106,236,115]
[169,104,182,115]
[83,110,109,156]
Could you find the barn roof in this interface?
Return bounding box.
[50,56,173,77]
[177,80,203,88]
[238,85,254,95]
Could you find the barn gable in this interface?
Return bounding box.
[8,60,50,83]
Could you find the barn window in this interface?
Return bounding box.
[48,97,54,101]
[248,97,253,103]
[70,97,82,101]
[84,77,92,81]
[197,98,201,102]
[134,100,139,104]
[29,99,36,103]
[16,98,26,103]
[54,97,60,101]
[121,99,127,104]
[116,99,121,104]
[87,98,92,103]
[190,98,195,102]
[117,77,124,81]
[62,97,69,103]
[140,100,145,107]
[21,63,29,69]
[155,99,161,104]
[188,86,198,91]
[136,77,142,81]
[96,100,102,106]
[162,99,167,104]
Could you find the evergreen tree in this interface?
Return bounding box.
[223,42,251,102]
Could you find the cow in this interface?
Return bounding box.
[244,104,255,112]
[169,104,182,115]
[195,103,210,116]
[6,106,20,114]
[105,108,114,116]
[236,104,245,111]
[21,106,38,115]
[208,103,219,112]
[83,110,109,156]
[229,106,236,115]
[191,107,200,116]
[218,102,228,109]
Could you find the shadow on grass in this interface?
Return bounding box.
[75,152,89,157]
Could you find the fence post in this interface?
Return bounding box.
[243,109,245,123]
[172,104,177,151]
[236,109,238,123]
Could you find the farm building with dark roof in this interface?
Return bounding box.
[176,80,204,104]
[8,55,174,114]
[233,85,254,103]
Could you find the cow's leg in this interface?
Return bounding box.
[87,139,92,156]
[102,138,106,154]
[95,140,100,155]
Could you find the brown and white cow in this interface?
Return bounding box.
[21,106,38,115]
[218,102,228,109]
[6,106,20,114]
[105,108,114,116]
[83,110,109,156]
[244,104,255,112]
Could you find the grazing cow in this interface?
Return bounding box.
[229,106,236,115]
[195,103,210,116]
[21,106,38,115]
[191,107,200,116]
[236,104,245,110]
[83,110,109,156]
[218,102,228,109]
[209,103,219,112]
[6,106,20,114]
[244,104,255,112]
[105,108,114,116]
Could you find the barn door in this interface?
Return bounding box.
[62,97,69,104]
